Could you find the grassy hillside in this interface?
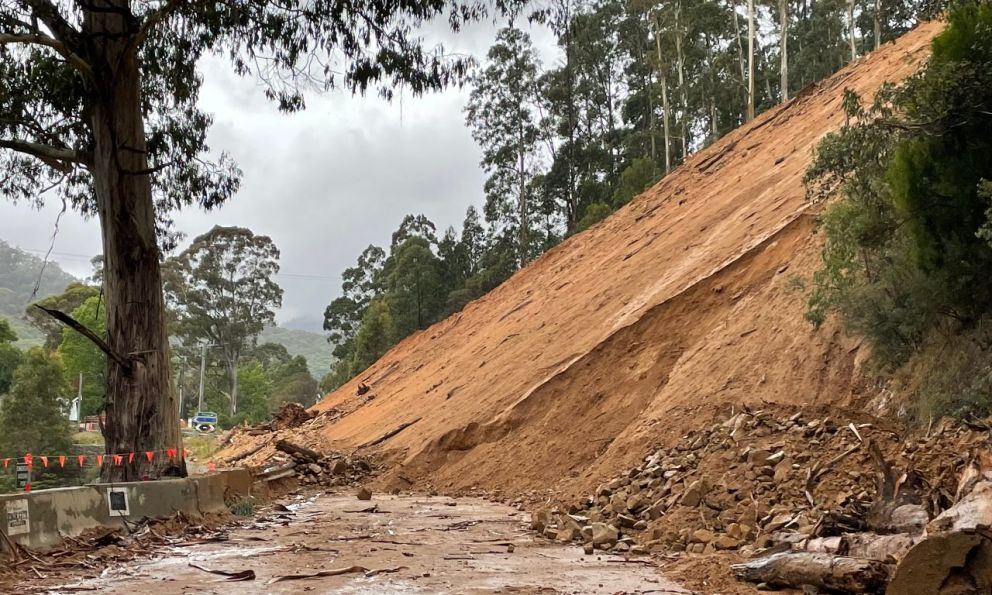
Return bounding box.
[0,241,77,347]
[259,325,333,380]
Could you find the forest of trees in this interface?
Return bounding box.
[323,0,941,390]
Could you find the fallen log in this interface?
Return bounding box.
[274,440,321,463]
[224,442,266,465]
[360,417,422,449]
[257,461,296,480]
[802,533,922,561]
[731,551,892,593]
[887,481,992,594]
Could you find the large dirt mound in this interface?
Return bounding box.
[221,23,941,501]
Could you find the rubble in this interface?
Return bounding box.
[268,402,316,430]
[529,406,992,591]
[255,440,376,489]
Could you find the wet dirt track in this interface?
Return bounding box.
[39,494,688,594]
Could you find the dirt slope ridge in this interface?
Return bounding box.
[259,23,940,499]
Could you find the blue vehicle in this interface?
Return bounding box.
[192,411,218,433]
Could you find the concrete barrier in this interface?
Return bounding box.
[0,469,252,550]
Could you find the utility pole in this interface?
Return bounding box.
[177,356,186,420]
[197,343,207,413]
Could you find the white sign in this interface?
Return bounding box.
[6,499,29,536]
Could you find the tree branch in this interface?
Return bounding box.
[32,305,133,371]
[0,32,95,78]
[0,138,90,171]
[133,0,183,46]
[18,0,85,52]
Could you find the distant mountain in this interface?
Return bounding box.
[279,314,326,333]
[259,325,334,380]
[0,241,78,347]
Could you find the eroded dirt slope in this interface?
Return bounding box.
[223,23,941,501]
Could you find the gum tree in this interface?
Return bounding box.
[0,0,499,480]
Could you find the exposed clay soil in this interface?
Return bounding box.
[217,23,942,507]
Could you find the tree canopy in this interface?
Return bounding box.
[0,318,23,395]
[164,225,283,416]
[0,347,73,457]
[57,295,107,417]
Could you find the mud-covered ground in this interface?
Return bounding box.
[31,493,687,594]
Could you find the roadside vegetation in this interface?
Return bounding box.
[804,1,992,421]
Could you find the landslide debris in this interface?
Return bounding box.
[217,22,944,504]
[530,405,992,593]
[254,438,376,489]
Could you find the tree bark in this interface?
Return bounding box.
[779,0,789,102]
[674,0,688,158]
[84,0,185,481]
[653,17,671,174]
[747,0,756,121]
[731,0,747,94]
[732,552,892,593]
[874,0,882,49]
[848,0,857,61]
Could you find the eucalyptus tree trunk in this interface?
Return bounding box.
[517,109,529,264]
[848,0,857,60]
[654,17,672,174]
[674,0,688,157]
[779,0,789,102]
[747,0,756,121]
[731,0,747,90]
[83,0,185,481]
[874,0,881,49]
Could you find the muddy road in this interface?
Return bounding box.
[39,494,687,594]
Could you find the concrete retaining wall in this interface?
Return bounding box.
[0,469,252,550]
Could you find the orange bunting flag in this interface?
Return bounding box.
[58,455,66,468]
[127,452,134,464]
[96,454,104,466]
[207,462,216,472]
[144,451,154,463]
[112,454,123,466]
[78,455,85,466]
[41,456,48,468]
[24,453,32,469]
[166,447,177,459]
[3,459,8,468]
[24,483,30,493]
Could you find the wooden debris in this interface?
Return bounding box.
[731,551,892,593]
[267,565,406,584]
[887,481,992,594]
[360,417,422,449]
[188,563,256,581]
[274,440,322,463]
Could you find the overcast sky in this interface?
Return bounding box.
[0,19,556,332]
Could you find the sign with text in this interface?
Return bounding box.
[15,462,29,489]
[6,499,29,536]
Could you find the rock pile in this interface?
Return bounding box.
[293,454,373,487]
[534,407,991,562]
[256,439,375,488]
